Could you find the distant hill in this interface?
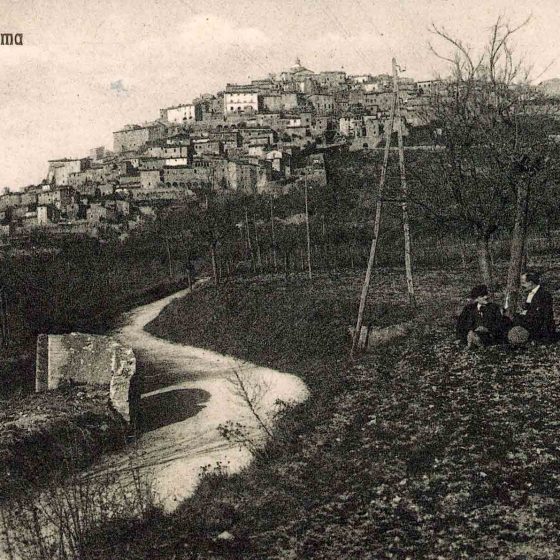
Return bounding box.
[538,78,560,97]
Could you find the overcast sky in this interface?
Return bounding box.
[1,0,558,190]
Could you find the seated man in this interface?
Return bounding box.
[512,271,556,341]
[456,285,507,348]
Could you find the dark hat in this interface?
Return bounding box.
[469,284,489,299]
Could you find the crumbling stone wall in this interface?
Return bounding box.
[36,333,138,423]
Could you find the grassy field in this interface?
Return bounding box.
[85,266,560,559]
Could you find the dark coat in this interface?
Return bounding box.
[456,302,506,344]
[515,287,556,339]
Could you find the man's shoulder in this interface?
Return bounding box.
[535,287,553,302]
[459,302,477,314]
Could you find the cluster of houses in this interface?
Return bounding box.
[1,60,439,239]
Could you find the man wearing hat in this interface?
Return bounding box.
[456,285,508,348]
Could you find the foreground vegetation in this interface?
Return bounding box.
[74,265,560,559]
[0,385,129,498]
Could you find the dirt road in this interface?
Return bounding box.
[90,284,309,511]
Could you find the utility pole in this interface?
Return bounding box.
[351,72,398,359]
[393,58,416,307]
[304,177,312,280]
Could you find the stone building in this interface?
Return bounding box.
[192,138,223,156]
[37,205,60,225]
[307,93,335,115]
[113,122,167,153]
[261,92,300,112]
[47,158,91,186]
[161,165,212,189]
[224,85,262,115]
[314,71,347,89]
[140,169,161,189]
[37,186,76,210]
[161,103,203,123]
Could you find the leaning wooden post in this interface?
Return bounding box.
[351,80,397,359]
[393,58,417,307]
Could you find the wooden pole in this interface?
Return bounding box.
[304,178,312,280]
[245,207,254,272]
[270,197,278,272]
[3,291,9,346]
[0,289,6,347]
[351,73,398,358]
[164,237,173,279]
[211,244,219,285]
[393,58,416,307]
[254,215,263,271]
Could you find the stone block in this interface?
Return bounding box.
[109,345,137,423]
[47,333,115,389]
[35,333,137,424]
[348,321,413,351]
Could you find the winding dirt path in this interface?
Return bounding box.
[88,285,309,511]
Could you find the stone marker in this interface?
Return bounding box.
[109,344,137,423]
[35,333,137,424]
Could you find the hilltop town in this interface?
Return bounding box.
[0,60,437,241]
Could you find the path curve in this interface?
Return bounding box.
[88,284,310,511]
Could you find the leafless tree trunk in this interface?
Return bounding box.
[245,207,254,272]
[270,198,277,272]
[505,181,530,314]
[304,179,312,280]
[254,216,263,271]
[210,244,219,286]
[164,237,173,279]
[476,234,493,288]
[460,241,467,270]
[0,289,8,347]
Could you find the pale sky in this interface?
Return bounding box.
[0,0,558,190]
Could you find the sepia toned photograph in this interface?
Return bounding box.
[1,0,560,558]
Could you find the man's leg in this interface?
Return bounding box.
[467,330,484,349]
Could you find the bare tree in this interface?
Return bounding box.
[411,17,558,297]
